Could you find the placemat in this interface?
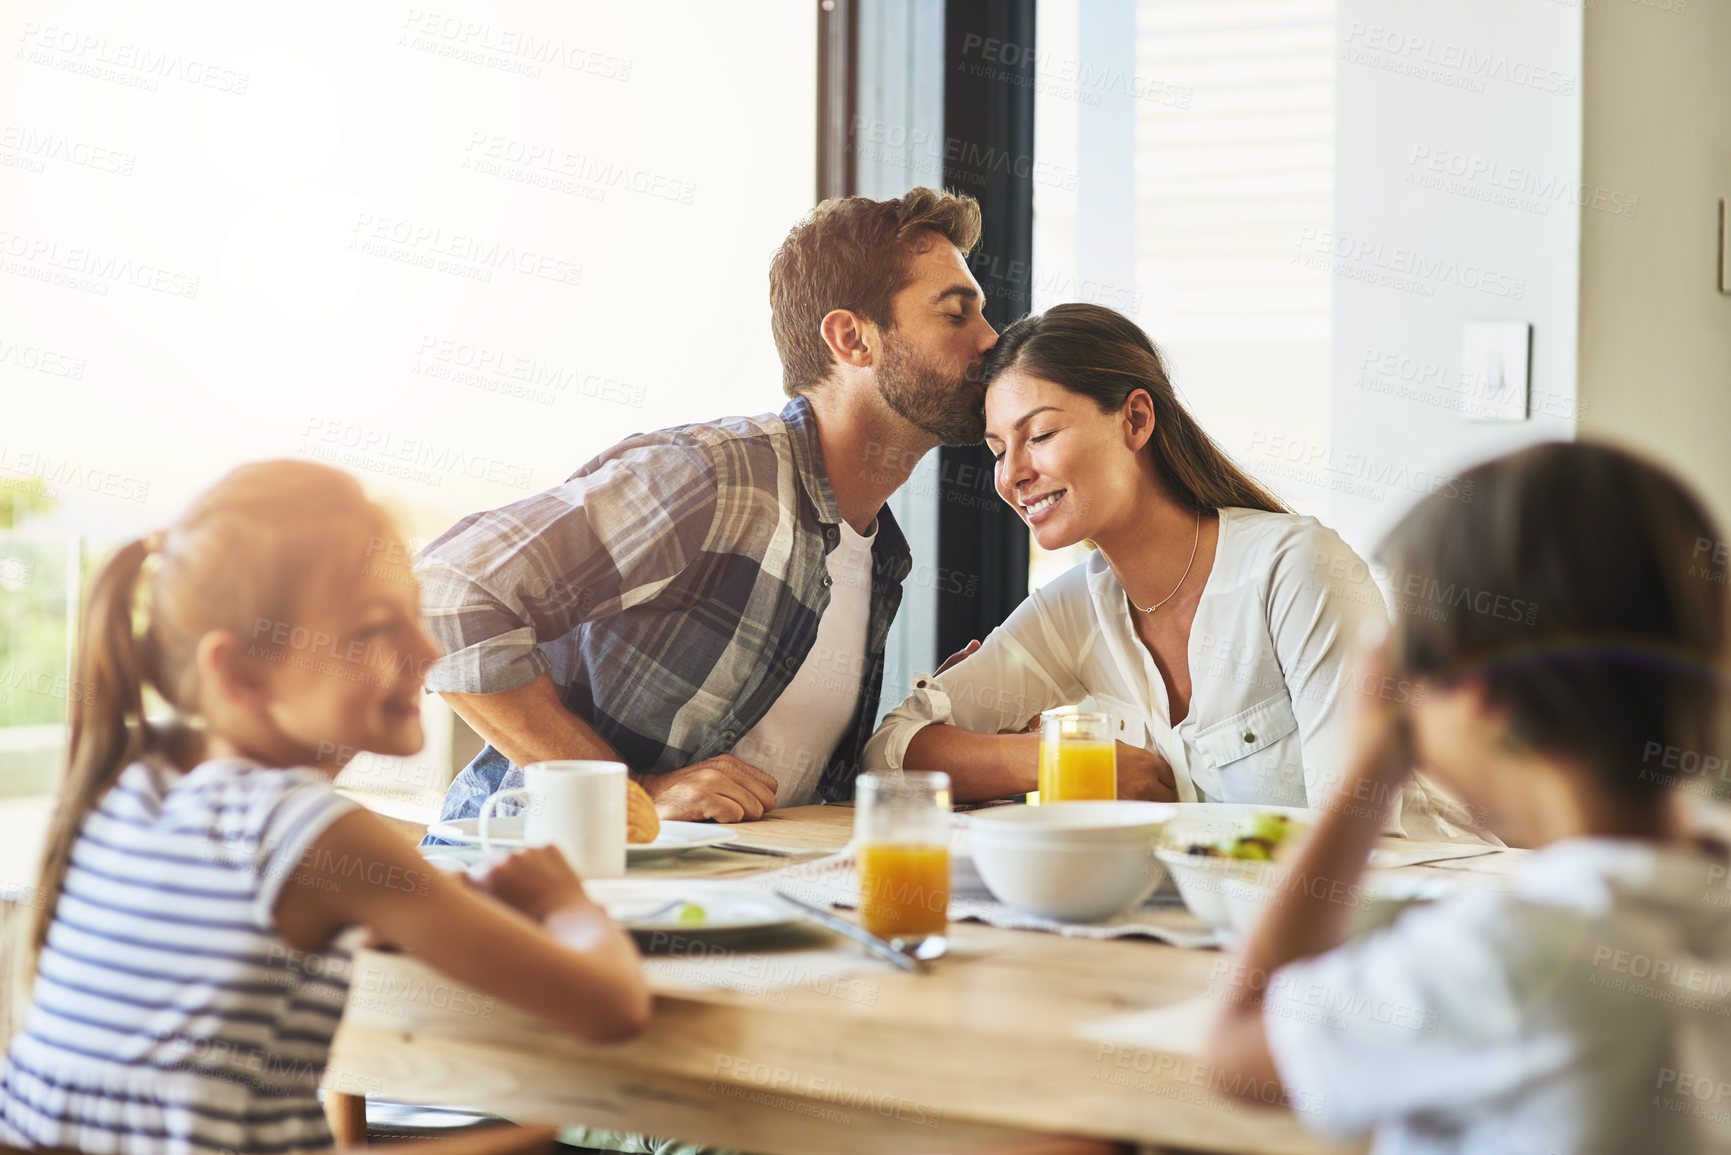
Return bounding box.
[1367,840,1504,870]
[755,851,1224,950]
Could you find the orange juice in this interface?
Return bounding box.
[1037,740,1117,801]
[857,842,950,938]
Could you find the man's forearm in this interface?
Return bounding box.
[903,724,1037,803]
[440,673,623,770]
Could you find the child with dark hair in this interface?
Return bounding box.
[1207,441,1731,1153]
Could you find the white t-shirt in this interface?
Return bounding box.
[866,506,1480,841]
[731,518,876,806]
[1264,836,1731,1154]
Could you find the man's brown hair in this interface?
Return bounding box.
[769,187,982,397]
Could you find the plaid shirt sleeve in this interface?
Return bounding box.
[415,438,720,695]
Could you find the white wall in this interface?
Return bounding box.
[1578,0,1731,532]
[1326,0,1583,557]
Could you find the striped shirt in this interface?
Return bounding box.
[419,395,913,824]
[0,758,359,1155]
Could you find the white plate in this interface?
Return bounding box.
[425,817,740,861]
[411,852,800,934]
[583,879,798,933]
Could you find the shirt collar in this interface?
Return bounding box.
[779,394,912,571]
[779,394,844,528]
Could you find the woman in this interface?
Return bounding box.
[865,304,1478,841]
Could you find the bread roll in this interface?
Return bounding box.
[626,777,660,844]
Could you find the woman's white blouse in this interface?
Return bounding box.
[865,507,1479,841]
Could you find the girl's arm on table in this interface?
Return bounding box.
[275,808,651,1044]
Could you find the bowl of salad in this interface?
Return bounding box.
[1155,807,1312,940]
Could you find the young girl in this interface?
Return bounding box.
[0,460,651,1154]
[1207,442,1731,1153]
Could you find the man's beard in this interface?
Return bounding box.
[873,330,986,445]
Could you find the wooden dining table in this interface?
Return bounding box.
[327,803,1520,1155]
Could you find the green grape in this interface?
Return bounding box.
[1242,813,1293,846]
[1226,838,1272,861]
[676,902,707,925]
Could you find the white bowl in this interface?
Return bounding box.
[968,801,1175,923]
[968,800,1177,843]
[1156,848,1456,945]
[1155,848,1286,942]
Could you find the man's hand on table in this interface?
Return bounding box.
[1116,742,1178,803]
[637,754,779,822]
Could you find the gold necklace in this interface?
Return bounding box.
[1127,509,1201,614]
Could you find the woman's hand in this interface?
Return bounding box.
[475,845,593,924]
[1116,742,1178,802]
[936,639,981,675]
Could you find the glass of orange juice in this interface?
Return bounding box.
[1038,711,1117,801]
[855,770,951,958]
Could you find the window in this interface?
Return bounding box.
[1,4,816,799]
[1029,0,1336,588]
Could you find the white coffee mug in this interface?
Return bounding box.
[477,760,628,879]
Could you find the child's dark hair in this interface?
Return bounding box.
[1380,441,1727,802]
[29,461,398,975]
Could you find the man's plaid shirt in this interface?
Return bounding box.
[418,395,913,822]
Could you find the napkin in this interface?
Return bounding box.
[756,851,1224,950]
[1367,840,1504,870]
[645,946,899,1004]
[1076,995,1218,1057]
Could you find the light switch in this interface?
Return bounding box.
[1460,321,1531,422]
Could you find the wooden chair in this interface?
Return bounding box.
[323,1090,554,1152]
[324,1091,556,1153]
[360,1122,558,1154]
[325,1090,371,1148]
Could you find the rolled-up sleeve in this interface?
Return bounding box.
[416,442,717,695]
[865,581,1084,770]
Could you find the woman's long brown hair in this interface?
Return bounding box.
[981,302,1289,515]
[27,460,393,980]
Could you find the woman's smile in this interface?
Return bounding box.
[1021,489,1067,525]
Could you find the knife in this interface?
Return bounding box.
[772,890,923,973]
[715,842,800,857]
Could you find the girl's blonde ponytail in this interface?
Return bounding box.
[26,535,157,977]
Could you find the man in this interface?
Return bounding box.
[421,187,998,825]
